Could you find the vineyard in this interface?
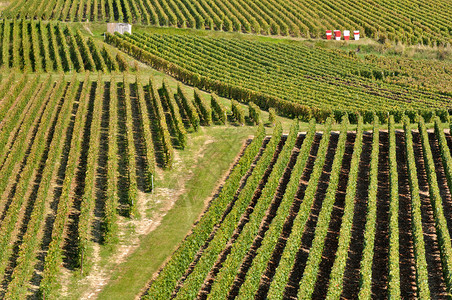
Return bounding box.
[367,54,452,94]
[0,20,130,72]
[1,0,452,298]
[4,0,452,45]
[0,73,261,298]
[105,32,452,119]
[141,115,452,299]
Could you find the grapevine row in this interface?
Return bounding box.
[5,0,452,44]
[0,20,120,72]
[144,125,265,299]
[403,116,431,298]
[266,118,333,299]
[208,120,300,298]
[107,32,452,120]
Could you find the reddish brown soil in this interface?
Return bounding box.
[395,132,417,299]
[341,132,373,299]
[412,131,447,298]
[282,133,339,299]
[255,133,322,299]
[371,131,390,297]
[311,132,356,299]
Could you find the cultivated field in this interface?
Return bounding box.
[0,0,452,298]
[4,0,452,45]
[0,73,264,298]
[106,31,452,119]
[0,20,130,72]
[143,115,452,299]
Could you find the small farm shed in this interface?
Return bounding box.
[107,23,132,34]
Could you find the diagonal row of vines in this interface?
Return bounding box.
[144,114,452,299]
[106,32,452,120]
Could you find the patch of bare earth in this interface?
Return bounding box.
[0,2,9,10]
[78,138,215,299]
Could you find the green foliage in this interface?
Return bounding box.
[267,118,333,299]
[149,78,174,168]
[326,116,364,299]
[87,37,108,72]
[177,83,200,131]
[0,77,64,291]
[358,116,379,299]
[104,76,119,244]
[231,100,245,125]
[0,75,49,203]
[116,52,129,72]
[106,32,452,121]
[78,76,104,271]
[101,45,119,72]
[248,102,261,125]
[193,88,212,126]
[268,107,276,126]
[388,115,400,299]
[211,93,227,125]
[40,74,92,298]
[136,80,155,192]
[144,125,266,299]
[162,79,187,148]
[298,116,349,298]
[3,78,72,299]
[238,119,316,299]
[123,76,138,216]
[73,28,96,71]
[0,20,117,72]
[403,116,431,299]
[5,0,452,45]
[208,120,300,299]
